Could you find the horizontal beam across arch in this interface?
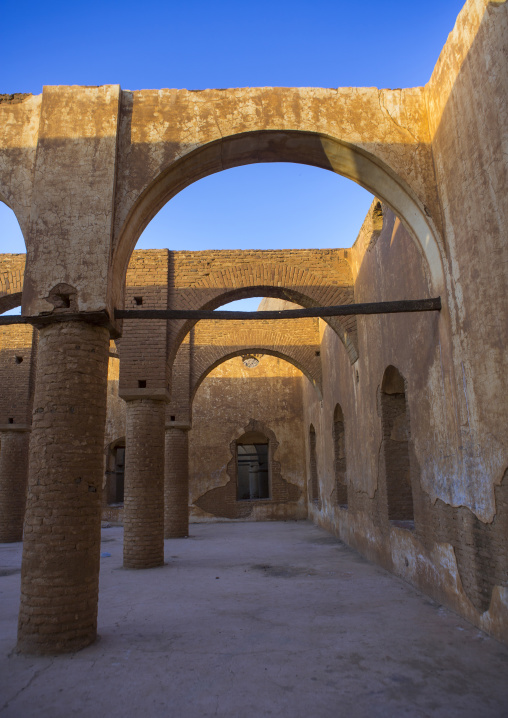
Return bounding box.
[0,298,441,325]
[112,128,445,307]
[115,297,441,321]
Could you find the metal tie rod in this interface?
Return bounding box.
[0,298,441,325]
[114,297,441,320]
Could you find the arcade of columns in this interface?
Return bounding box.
[0,0,506,652]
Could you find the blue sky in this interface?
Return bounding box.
[1,0,464,311]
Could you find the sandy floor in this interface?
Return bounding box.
[1,520,507,717]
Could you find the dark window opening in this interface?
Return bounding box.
[237,443,269,500]
[381,365,414,529]
[134,296,143,306]
[107,445,125,504]
[138,380,147,388]
[315,350,320,357]
[170,415,176,421]
[55,293,71,308]
[15,356,23,364]
[8,418,14,424]
[309,424,319,504]
[333,404,348,508]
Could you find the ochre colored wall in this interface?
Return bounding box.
[189,355,307,522]
[301,206,508,643]
[425,0,508,519]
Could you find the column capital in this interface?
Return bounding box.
[22,311,121,339]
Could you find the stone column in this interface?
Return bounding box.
[17,321,110,654]
[0,426,31,542]
[164,424,191,538]
[123,398,166,569]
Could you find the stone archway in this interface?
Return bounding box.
[112,128,444,308]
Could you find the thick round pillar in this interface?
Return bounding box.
[123,399,165,569]
[0,427,30,542]
[16,321,110,655]
[164,426,190,538]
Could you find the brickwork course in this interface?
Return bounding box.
[0,0,506,652]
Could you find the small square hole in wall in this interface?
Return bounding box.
[134,296,143,306]
[315,351,320,357]
[15,356,23,364]
[57,293,71,308]
[8,418,14,424]
[138,380,147,388]
[170,415,176,421]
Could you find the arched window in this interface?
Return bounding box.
[333,404,348,508]
[236,431,270,501]
[380,366,414,526]
[309,424,319,504]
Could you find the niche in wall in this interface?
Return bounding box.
[309,424,319,504]
[333,404,348,508]
[380,366,414,526]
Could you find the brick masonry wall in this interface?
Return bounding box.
[118,250,169,392]
[0,430,30,541]
[0,324,37,424]
[164,248,357,364]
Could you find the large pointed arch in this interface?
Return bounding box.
[190,348,322,403]
[112,130,445,309]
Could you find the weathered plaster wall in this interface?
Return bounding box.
[0,95,41,238]
[190,355,307,522]
[301,206,508,643]
[425,0,508,518]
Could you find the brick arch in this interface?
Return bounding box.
[112,128,445,310]
[191,348,322,403]
[0,254,25,314]
[164,253,357,364]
